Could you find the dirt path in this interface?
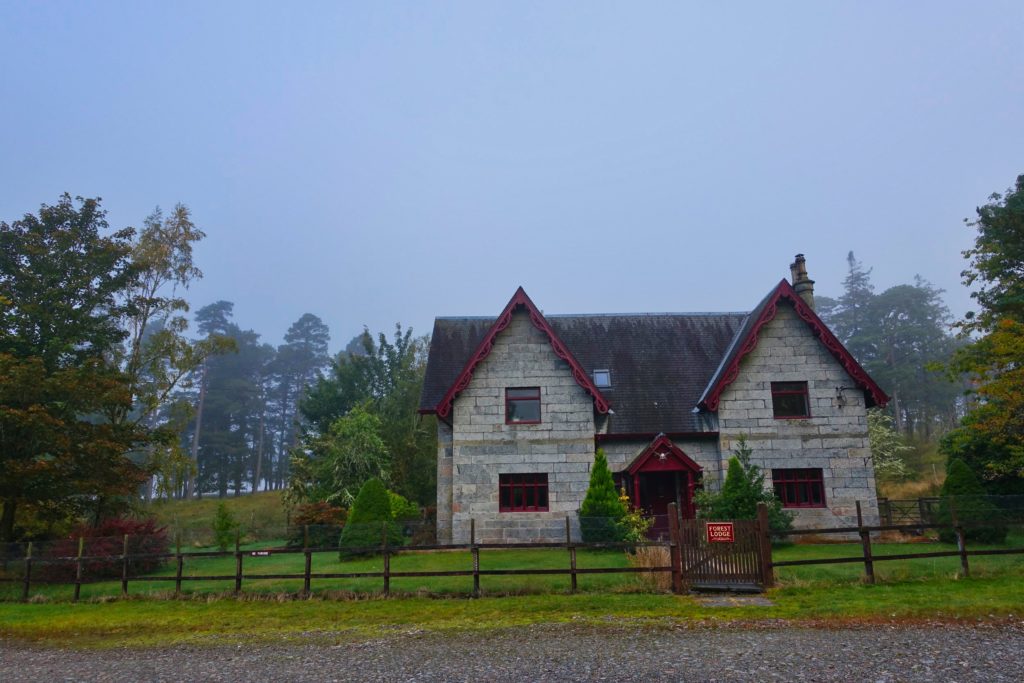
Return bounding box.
[3,622,1023,682]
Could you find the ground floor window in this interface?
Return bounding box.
[499,473,549,512]
[772,468,826,508]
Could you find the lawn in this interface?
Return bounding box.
[2,533,1022,648]
[2,573,1023,648]
[2,532,1022,602]
[146,491,289,546]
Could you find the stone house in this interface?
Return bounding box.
[419,256,889,544]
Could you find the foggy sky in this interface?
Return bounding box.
[2,2,1022,352]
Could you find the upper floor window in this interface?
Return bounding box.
[771,381,810,418]
[592,369,611,388]
[505,387,541,424]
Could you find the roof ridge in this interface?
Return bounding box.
[437,311,750,320]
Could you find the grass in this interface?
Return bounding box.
[146,491,289,545]
[2,573,1022,649]
[3,528,1021,649]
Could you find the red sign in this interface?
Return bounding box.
[706,522,735,543]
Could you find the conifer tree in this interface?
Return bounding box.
[695,437,792,532]
[579,449,627,542]
[338,477,402,556]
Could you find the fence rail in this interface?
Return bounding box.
[0,517,678,602]
[4,497,1024,601]
[769,499,1024,583]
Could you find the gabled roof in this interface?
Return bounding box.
[697,279,889,411]
[419,281,888,434]
[420,298,746,432]
[423,287,610,420]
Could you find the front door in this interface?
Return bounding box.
[638,471,682,539]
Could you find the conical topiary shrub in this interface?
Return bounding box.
[579,449,627,542]
[937,458,1007,544]
[338,478,402,557]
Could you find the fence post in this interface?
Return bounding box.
[566,517,577,594]
[856,501,875,584]
[756,502,775,588]
[667,503,683,594]
[917,497,928,532]
[73,536,84,602]
[121,534,130,597]
[471,518,480,598]
[949,498,970,578]
[21,541,32,602]
[174,534,183,597]
[382,521,390,597]
[234,530,243,595]
[879,498,893,526]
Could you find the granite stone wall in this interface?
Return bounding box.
[435,421,454,544]
[445,310,596,543]
[715,302,879,528]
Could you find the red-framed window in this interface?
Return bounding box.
[499,473,549,512]
[772,468,826,508]
[771,381,810,418]
[505,387,541,424]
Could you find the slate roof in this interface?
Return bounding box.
[420,311,749,433]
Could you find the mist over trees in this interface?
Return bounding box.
[0,194,436,542]
[817,252,965,439]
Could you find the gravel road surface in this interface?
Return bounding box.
[3,622,1023,682]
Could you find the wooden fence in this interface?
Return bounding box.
[5,499,1024,601]
[1,517,678,602]
[769,500,1024,583]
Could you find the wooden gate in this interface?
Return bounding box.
[668,503,773,592]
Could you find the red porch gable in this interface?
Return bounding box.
[624,433,703,476]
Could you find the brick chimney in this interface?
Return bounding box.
[789,253,815,310]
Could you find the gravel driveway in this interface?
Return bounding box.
[3,622,1023,682]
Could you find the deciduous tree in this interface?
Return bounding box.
[944,175,1024,492]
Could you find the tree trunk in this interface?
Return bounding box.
[186,359,208,499]
[892,392,904,434]
[0,499,16,542]
[253,406,265,493]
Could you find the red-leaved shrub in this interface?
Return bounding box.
[287,502,347,548]
[38,517,169,581]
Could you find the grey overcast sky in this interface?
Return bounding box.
[1,2,1022,351]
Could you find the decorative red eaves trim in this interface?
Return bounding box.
[625,434,703,475]
[700,280,889,411]
[433,287,611,420]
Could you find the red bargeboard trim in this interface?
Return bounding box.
[625,434,703,476]
[433,287,610,420]
[700,279,889,412]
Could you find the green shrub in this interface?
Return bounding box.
[338,478,402,557]
[694,436,793,533]
[618,488,654,543]
[937,458,1007,544]
[212,502,239,551]
[388,491,422,522]
[579,449,628,542]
